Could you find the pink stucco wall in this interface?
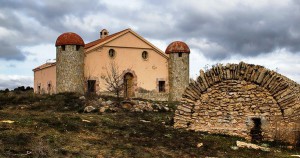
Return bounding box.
[33,30,169,95]
[84,31,169,93]
[33,64,56,94]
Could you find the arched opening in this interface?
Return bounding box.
[250,118,263,142]
[124,72,134,98]
[174,62,300,143]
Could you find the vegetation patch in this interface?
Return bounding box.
[0,92,299,157]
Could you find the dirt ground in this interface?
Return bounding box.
[0,92,299,157]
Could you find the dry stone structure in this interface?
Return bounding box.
[174,62,300,144]
[56,32,85,94]
[166,41,190,101]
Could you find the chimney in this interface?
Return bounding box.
[100,29,109,39]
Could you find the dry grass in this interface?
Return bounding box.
[0,92,299,157]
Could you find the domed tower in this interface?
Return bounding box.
[55,32,85,94]
[166,41,190,101]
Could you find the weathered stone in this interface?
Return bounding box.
[236,141,270,151]
[231,119,237,124]
[196,143,203,148]
[177,106,192,113]
[237,98,244,102]
[122,103,132,110]
[56,45,84,94]
[175,62,300,145]
[168,52,189,101]
[284,108,294,116]
[217,111,222,116]
[99,107,107,113]
[106,100,113,105]
[84,106,96,113]
[79,96,85,100]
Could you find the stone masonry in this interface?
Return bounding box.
[168,53,190,101]
[174,62,300,144]
[56,45,85,94]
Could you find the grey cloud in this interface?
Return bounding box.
[173,3,300,59]
[0,41,25,60]
[0,0,107,60]
[1,0,300,61]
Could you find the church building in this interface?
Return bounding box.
[33,28,190,101]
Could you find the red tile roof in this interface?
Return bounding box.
[55,32,84,46]
[165,41,190,54]
[32,62,56,72]
[84,29,129,49]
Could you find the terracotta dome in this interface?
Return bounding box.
[55,32,84,46]
[165,41,190,54]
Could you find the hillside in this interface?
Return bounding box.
[0,91,299,157]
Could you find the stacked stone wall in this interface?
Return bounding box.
[56,45,85,94]
[174,62,300,143]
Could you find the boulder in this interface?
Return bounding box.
[99,107,107,113]
[197,143,203,148]
[84,106,96,113]
[106,100,113,105]
[122,103,132,110]
[163,107,170,112]
[236,141,270,151]
[97,98,103,103]
[79,96,86,100]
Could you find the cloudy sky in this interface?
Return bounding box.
[0,0,300,89]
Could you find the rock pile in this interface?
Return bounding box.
[81,97,171,113]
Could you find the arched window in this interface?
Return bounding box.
[142,51,148,60]
[108,49,116,58]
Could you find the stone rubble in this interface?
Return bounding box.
[82,97,172,114]
[236,141,270,152]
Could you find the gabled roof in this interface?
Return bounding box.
[84,28,168,59]
[34,28,168,72]
[33,62,56,72]
[85,29,129,49]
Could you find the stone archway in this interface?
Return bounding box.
[174,62,300,142]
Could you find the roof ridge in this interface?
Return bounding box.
[32,62,56,72]
[84,28,129,49]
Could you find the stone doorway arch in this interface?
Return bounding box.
[174,62,300,143]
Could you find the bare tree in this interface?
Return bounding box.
[102,61,124,99]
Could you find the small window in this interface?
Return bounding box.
[37,85,41,94]
[76,45,80,51]
[87,80,96,93]
[61,45,65,51]
[178,52,182,57]
[142,51,148,60]
[158,81,165,92]
[104,32,107,35]
[47,83,51,94]
[108,49,116,58]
